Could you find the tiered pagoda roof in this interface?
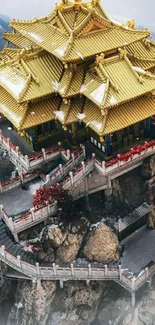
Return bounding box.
[1,0,155,140]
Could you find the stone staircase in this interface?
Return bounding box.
[0,219,37,268]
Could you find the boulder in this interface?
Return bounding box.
[56,217,89,264]
[38,248,55,263]
[47,226,67,248]
[83,223,119,263]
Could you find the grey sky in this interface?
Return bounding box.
[0,0,155,31]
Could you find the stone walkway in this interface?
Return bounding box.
[121,226,155,273]
[0,178,44,218]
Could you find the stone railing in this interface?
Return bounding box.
[0,171,38,194]
[46,147,85,186]
[0,202,58,235]
[95,140,155,176]
[0,243,155,294]
[62,156,95,191]
[0,130,68,171]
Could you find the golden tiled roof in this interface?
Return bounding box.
[0,48,19,61]
[0,50,63,102]
[129,56,155,70]
[3,32,36,48]
[66,29,149,62]
[22,96,61,129]
[10,20,69,59]
[103,96,155,135]
[126,39,155,59]
[0,87,27,129]
[0,85,61,129]
[80,55,155,110]
[59,67,85,97]
[10,2,150,62]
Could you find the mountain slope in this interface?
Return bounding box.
[0,15,11,49]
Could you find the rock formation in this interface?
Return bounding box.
[56,217,89,264]
[83,223,119,263]
[47,226,67,248]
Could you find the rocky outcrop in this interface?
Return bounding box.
[47,226,67,248]
[7,281,56,325]
[83,223,119,263]
[56,217,89,264]
[47,281,106,325]
[38,248,55,263]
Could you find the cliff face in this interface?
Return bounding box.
[2,280,106,325]
[2,277,155,325]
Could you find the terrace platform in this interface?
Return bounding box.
[121,226,155,273]
[0,178,43,218]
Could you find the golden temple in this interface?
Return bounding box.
[1,0,155,153]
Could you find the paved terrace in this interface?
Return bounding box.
[0,178,44,218]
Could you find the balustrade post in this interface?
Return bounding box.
[46,174,51,186]
[1,245,5,258]
[25,155,30,168]
[102,161,106,174]
[117,154,121,167]
[71,263,74,276]
[105,264,108,276]
[88,264,92,277]
[16,146,19,158]
[17,255,21,268]
[42,148,46,161]
[36,262,40,275]
[71,153,75,165]
[0,204,3,213]
[119,265,122,281]
[7,138,10,150]
[69,171,74,185]
[20,173,24,184]
[52,263,57,276]
[30,208,35,222]
[59,164,63,175]
[0,181,3,194]
[80,144,86,158]
[145,267,149,278]
[47,204,51,214]
[9,217,15,232]
[81,161,86,174]
[67,149,70,160]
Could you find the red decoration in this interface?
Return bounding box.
[33,184,69,211]
[105,140,155,168]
